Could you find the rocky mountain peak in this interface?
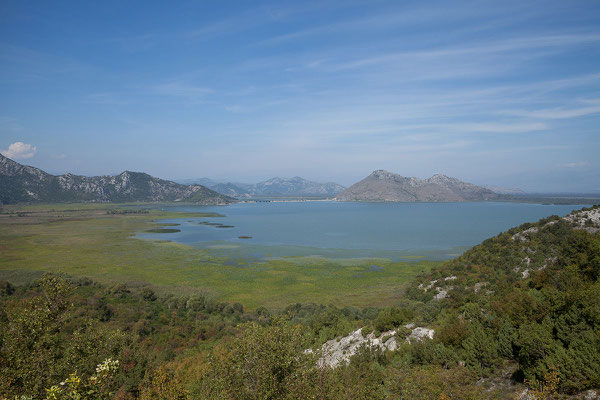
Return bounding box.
[119,170,146,178]
[0,153,19,173]
[370,169,396,180]
[427,174,459,185]
[336,170,498,202]
[429,173,450,180]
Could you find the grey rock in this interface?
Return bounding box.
[565,207,600,233]
[315,325,434,368]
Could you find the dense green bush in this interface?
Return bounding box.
[373,306,413,334]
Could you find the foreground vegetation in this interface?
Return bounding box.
[0,273,492,399]
[1,205,599,398]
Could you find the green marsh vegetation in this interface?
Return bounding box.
[0,203,434,310]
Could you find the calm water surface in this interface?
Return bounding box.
[138,202,589,260]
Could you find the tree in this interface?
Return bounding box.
[462,321,498,373]
[0,274,73,397]
[194,317,317,400]
[44,358,120,400]
[139,366,188,400]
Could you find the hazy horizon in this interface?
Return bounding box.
[1,1,599,192]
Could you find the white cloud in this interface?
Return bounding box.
[1,142,37,159]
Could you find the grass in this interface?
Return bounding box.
[0,203,436,310]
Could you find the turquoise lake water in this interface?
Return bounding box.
[138,201,590,260]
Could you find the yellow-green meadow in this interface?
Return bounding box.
[0,203,434,310]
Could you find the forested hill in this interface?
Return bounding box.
[0,153,236,204]
[406,205,600,393]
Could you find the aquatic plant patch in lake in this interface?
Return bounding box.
[145,228,181,233]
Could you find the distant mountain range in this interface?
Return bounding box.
[0,155,515,205]
[335,170,499,202]
[176,177,223,187]
[483,185,525,195]
[185,176,346,198]
[0,154,236,205]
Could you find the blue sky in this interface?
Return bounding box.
[1,0,599,192]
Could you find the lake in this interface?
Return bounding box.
[138,201,590,260]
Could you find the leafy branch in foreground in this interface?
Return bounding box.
[44,359,120,400]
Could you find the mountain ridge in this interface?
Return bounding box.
[210,176,345,198]
[0,154,236,205]
[336,169,498,202]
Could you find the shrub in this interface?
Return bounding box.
[373,307,413,334]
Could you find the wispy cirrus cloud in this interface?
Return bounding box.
[152,81,213,98]
[0,117,23,132]
[501,105,600,119]
[0,44,93,83]
[558,161,591,169]
[83,92,130,105]
[298,33,600,74]
[110,33,163,52]
[254,2,528,47]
